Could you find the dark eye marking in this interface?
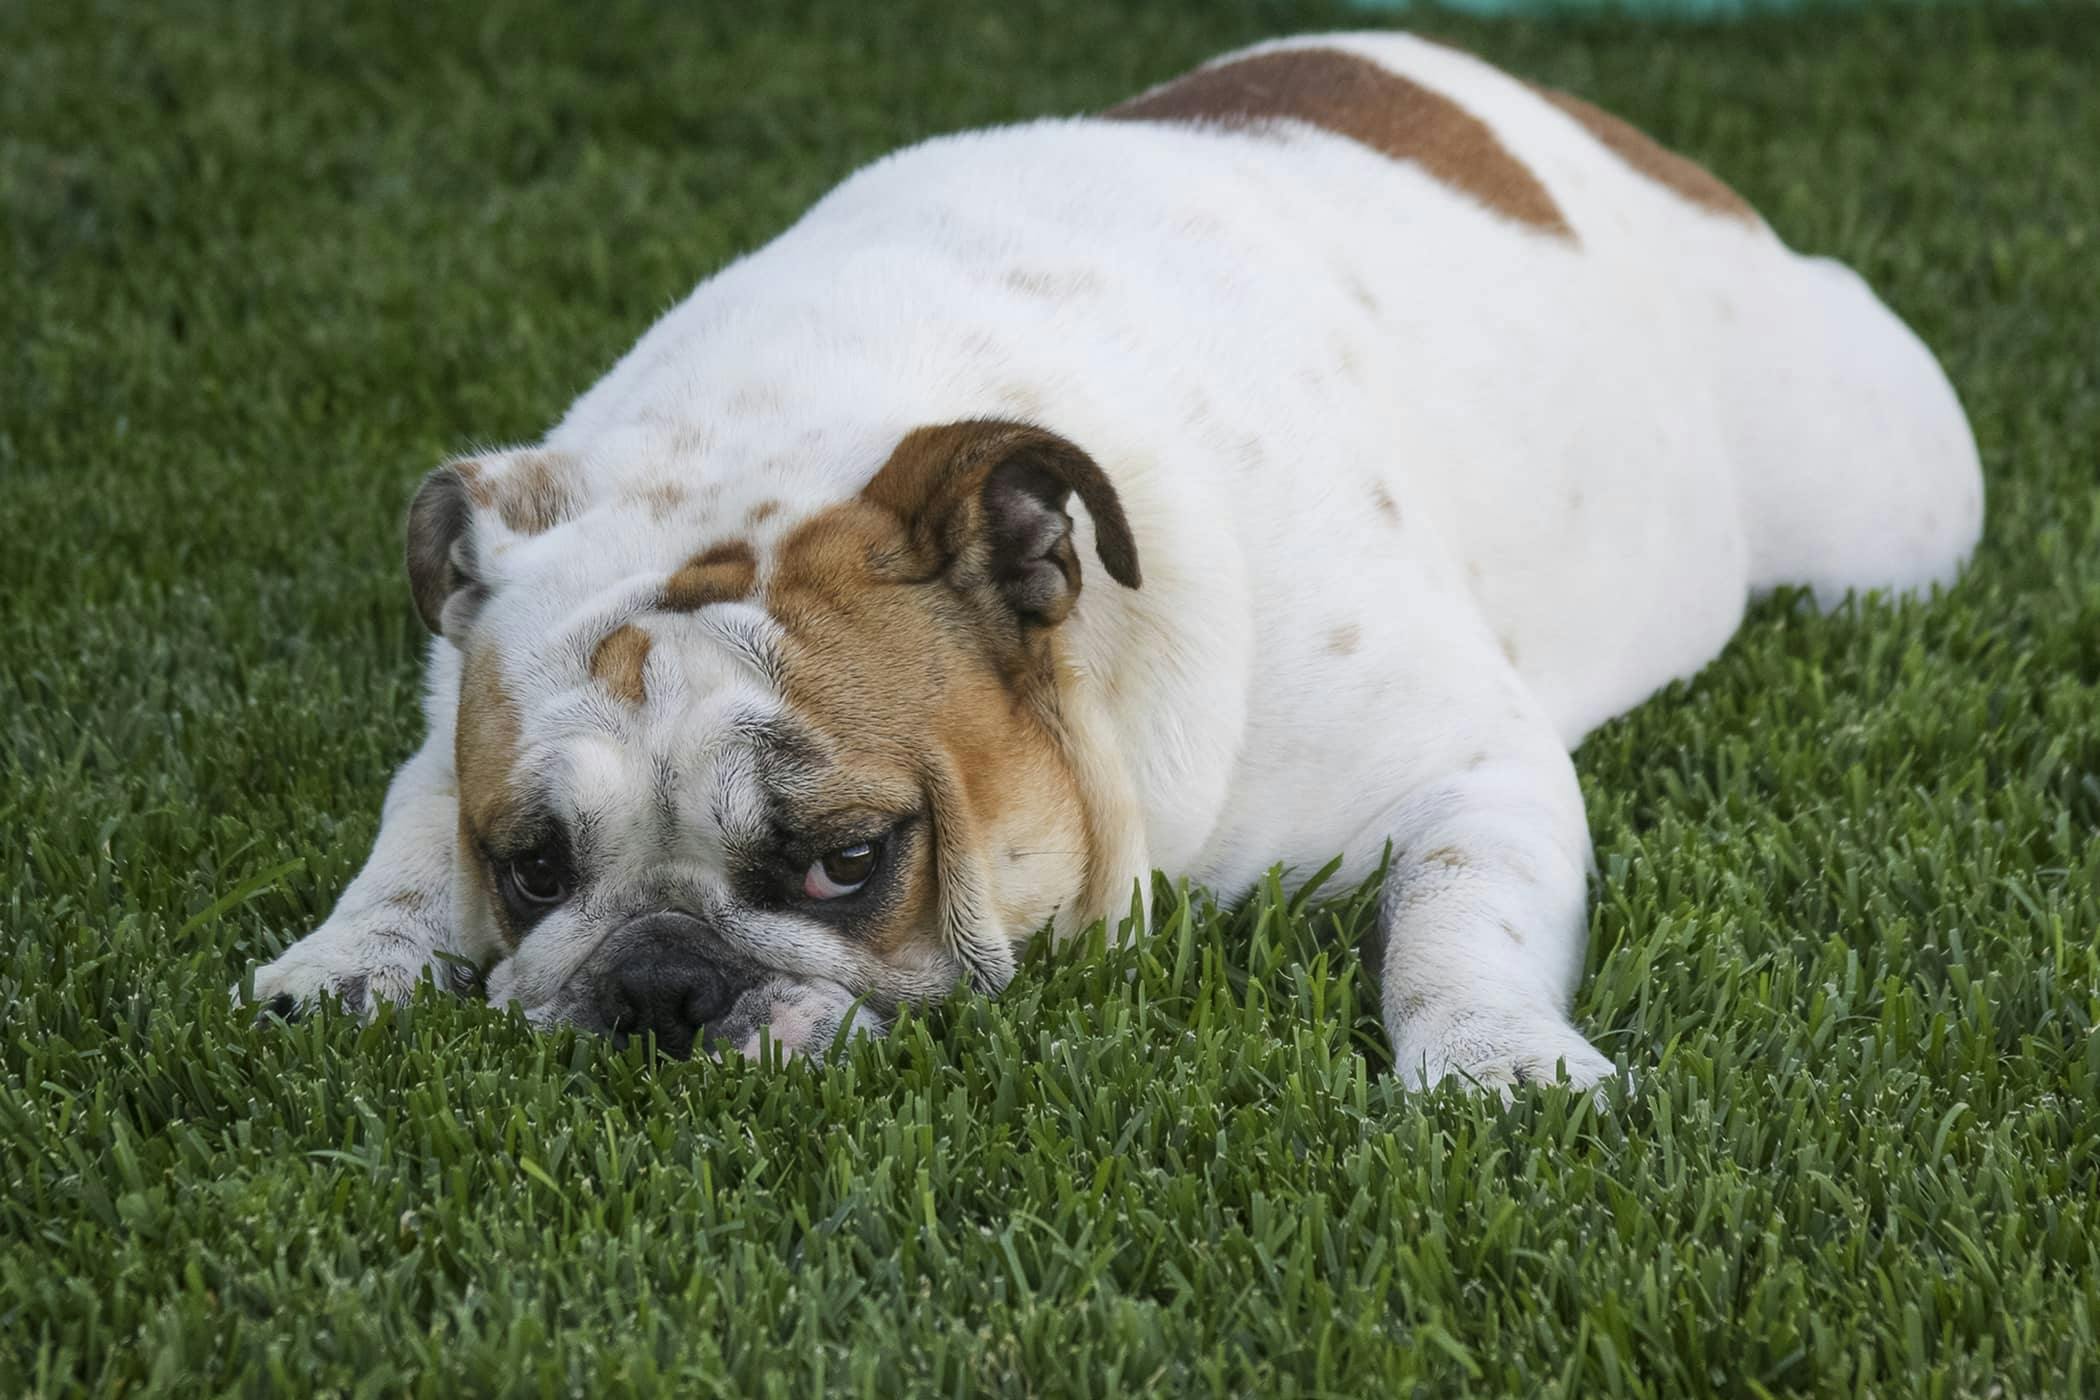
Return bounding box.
[803,840,880,900]
[505,849,573,906]
[735,809,921,919]
[486,827,578,931]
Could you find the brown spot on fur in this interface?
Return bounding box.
[727,383,785,415]
[1334,338,1364,381]
[663,541,757,612]
[1109,48,1572,238]
[628,480,690,522]
[589,624,652,706]
[1534,86,1758,224]
[1004,265,1103,299]
[384,888,432,913]
[998,383,1047,420]
[492,451,575,535]
[453,458,496,509]
[1326,623,1361,656]
[1342,271,1381,316]
[1371,484,1401,526]
[1421,845,1467,870]
[747,500,781,525]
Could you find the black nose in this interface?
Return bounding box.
[599,927,743,1059]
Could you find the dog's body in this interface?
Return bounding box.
[246,35,1981,1090]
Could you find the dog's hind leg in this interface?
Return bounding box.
[1721,254,1984,609]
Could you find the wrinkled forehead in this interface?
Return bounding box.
[457,528,797,844]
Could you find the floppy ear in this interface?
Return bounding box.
[405,464,487,637]
[863,420,1141,628]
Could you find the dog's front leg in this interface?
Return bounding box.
[1370,711,1617,1097]
[241,685,488,1018]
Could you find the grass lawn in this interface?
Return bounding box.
[5,1,2098,1394]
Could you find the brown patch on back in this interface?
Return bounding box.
[663,541,757,612]
[1534,86,1758,224]
[1108,47,1572,239]
[589,624,653,707]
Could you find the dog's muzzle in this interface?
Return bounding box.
[574,912,767,1058]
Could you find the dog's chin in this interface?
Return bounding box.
[490,961,887,1062]
[712,977,891,1062]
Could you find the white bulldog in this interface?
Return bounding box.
[243,34,1982,1091]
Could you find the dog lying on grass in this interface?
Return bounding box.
[241,34,1981,1092]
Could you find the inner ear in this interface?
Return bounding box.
[865,420,1141,629]
[405,464,485,637]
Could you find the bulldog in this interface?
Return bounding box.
[241,34,1982,1092]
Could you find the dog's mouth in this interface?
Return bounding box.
[487,912,886,1060]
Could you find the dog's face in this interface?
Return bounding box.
[409,420,1140,1058]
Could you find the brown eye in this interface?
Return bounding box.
[803,842,879,900]
[504,849,572,908]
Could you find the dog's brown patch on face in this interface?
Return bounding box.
[455,646,529,847]
[664,541,757,612]
[455,646,524,841]
[453,645,530,944]
[491,451,576,535]
[1109,47,1573,238]
[1326,623,1362,656]
[764,426,1103,966]
[589,624,653,706]
[1371,483,1401,526]
[1535,87,1758,224]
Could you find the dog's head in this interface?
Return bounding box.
[408,419,1141,1058]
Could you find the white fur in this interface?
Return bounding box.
[248,34,1981,1091]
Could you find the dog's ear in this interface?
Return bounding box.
[405,464,487,637]
[863,420,1141,628]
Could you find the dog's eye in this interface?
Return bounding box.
[803,841,879,900]
[504,849,573,908]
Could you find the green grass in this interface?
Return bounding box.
[4,1,2097,1394]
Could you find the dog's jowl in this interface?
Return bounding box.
[243,35,1981,1092]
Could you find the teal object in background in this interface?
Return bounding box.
[1343,0,1961,13]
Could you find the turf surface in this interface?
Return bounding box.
[5,1,2098,1394]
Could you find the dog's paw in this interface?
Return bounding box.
[237,925,464,1023]
[1392,1010,1620,1103]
